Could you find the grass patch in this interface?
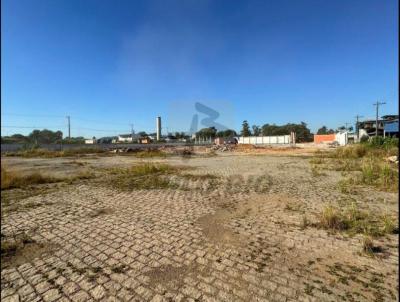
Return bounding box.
[1,167,61,190]
[104,163,180,191]
[1,167,96,190]
[179,173,218,180]
[337,158,398,192]
[317,204,398,237]
[360,158,398,192]
[310,164,326,177]
[4,147,106,158]
[362,236,383,255]
[111,264,127,274]
[313,142,398,192]
[337,178,357,194]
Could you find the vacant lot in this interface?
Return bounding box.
[1,149,398,301]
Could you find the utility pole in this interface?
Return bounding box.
[130,124,134,143]
[345,122,350,131]
[373,101,386,136]
[66,116,71,140]
[355,115,364,141]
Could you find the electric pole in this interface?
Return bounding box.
[373,101,385,137]
[355,115,363,141]
[66,116,71,140]
[130,124,134,143]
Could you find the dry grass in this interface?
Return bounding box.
[179,173,218,180]
[318,204,398,237]
[1,167,60,190]
[310,164,326,177]
[360,159,398,192]
[312,143,398,192]
[337,158,398,193]
[130,149,167,158]
[104,163,179,190]
[1,167,96,190]
[4,147,106,158]
[362,236,383,255]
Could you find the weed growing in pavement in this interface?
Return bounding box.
[312,142,398,192]
[1,232,36,258]
[362,235,383,255]
[310,164,326,177]
[104,163,180,190]
[318,204,398,237]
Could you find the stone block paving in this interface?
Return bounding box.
[1,155,398,301]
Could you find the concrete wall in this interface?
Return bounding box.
[335,132,348,146]
[314,134,336,144]
[238,135,291,145]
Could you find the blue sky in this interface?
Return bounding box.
[1,0,398,137]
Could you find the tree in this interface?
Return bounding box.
[252,125,261,136]
[261,122,313,142]
[175,132,187,139]
[241,120,251,137]
[317,126,328,135]
[138,131,147,137]
[63,136,85,144]
[216,129,237,137]
[28,129,63,144]
[196,127,217,138]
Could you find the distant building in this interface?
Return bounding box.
[358,115,399,138]
[85,138,96,144]
[139,137,150,144]
[384,120,399,138]
[117,134,140,143]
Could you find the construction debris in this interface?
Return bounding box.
[210,145,235,152]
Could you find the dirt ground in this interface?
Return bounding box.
[1,149,398,302]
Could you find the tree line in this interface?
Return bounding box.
[1,129,85,144]
[196,121,314,143]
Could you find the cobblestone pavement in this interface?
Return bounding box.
[1,154,398,301]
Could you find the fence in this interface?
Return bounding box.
[237,132,295,145]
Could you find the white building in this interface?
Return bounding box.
[117,134,141,143]
[85,138,96,144]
